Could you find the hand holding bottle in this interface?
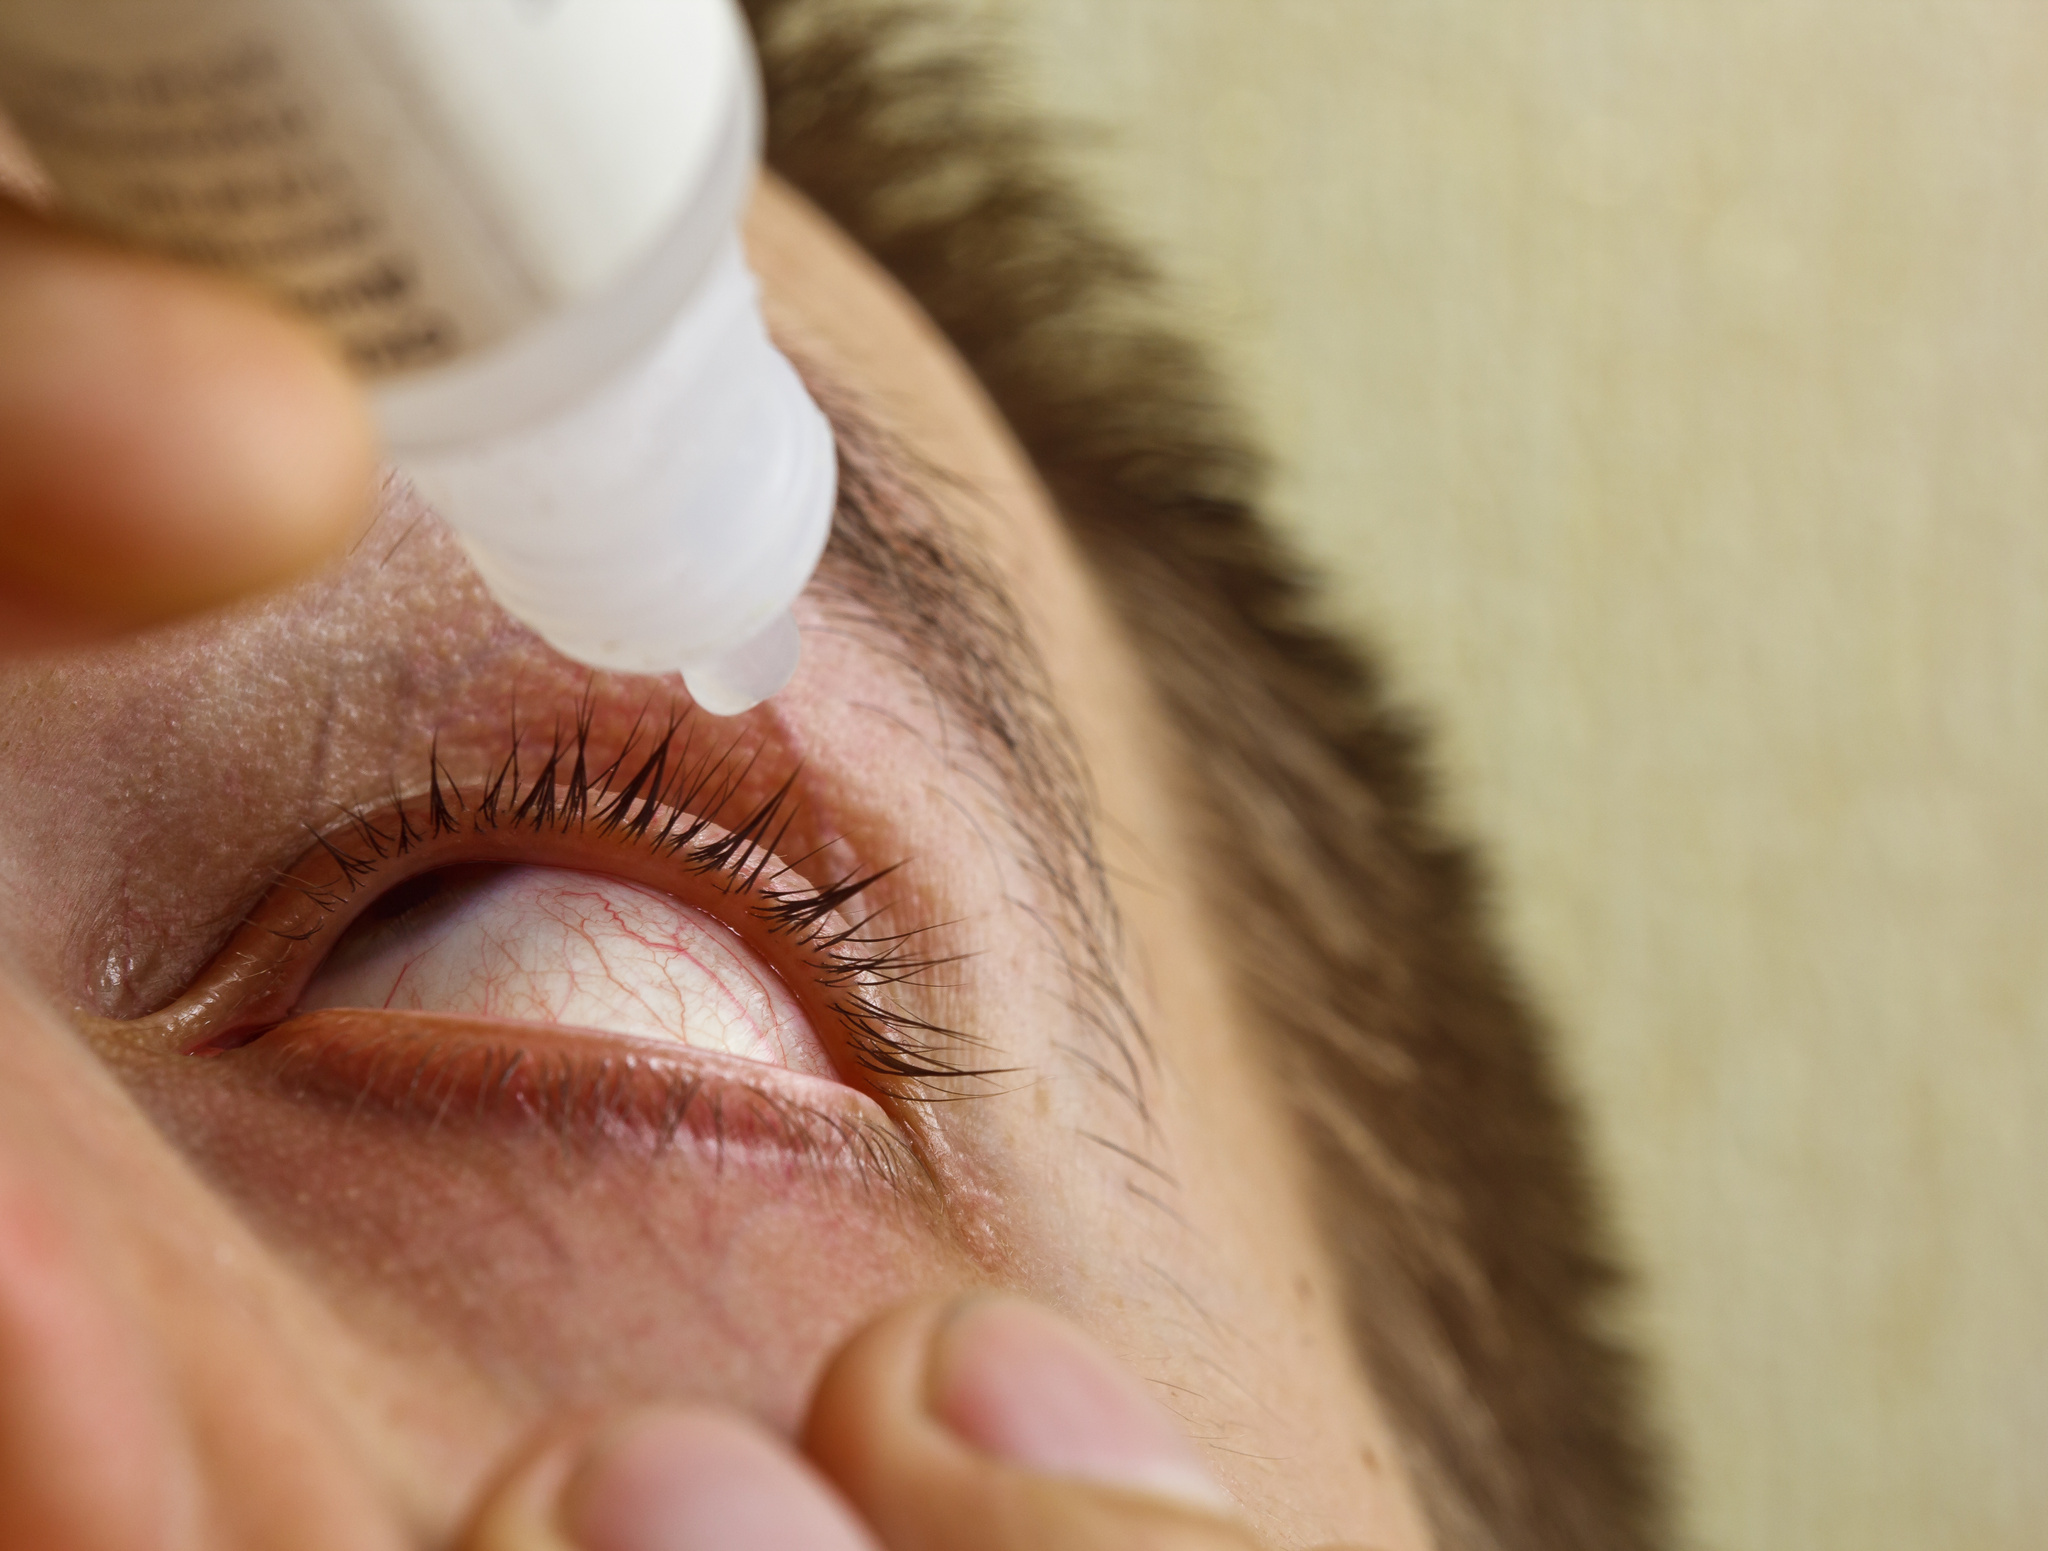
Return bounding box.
[0,0,834,710]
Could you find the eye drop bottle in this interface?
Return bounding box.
[0,0,833,714]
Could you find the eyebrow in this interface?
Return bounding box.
[806,392,1154,1123]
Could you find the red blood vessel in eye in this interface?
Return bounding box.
[299,863,832,1076]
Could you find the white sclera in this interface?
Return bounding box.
[300,865,831,1076]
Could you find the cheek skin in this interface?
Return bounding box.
[117,1035,979,1444]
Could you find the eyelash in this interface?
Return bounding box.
[271,705,1004,1106]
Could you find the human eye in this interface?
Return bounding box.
[96,708,986,1179]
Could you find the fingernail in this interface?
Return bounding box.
[561,1409,877,1551]
[929,1298,1233,1511]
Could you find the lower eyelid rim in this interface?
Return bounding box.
[235,1008,929,1179]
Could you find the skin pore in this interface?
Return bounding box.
[0,177,1434,1549]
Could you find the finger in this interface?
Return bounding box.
[804,1293,1258,1551]
[0,201,374,647]
[0,967,413,1551]
[459,1407,879,1551]
[0,1163,190,1551]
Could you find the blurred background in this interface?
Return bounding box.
[921,2,2045,1549]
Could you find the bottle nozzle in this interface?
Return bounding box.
[388,238,836,707]
[682,608,802,716]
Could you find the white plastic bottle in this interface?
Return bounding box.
[0,0,834,714]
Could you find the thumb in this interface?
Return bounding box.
[450,1296,1255,1551]
[0,201,374,648]
[803,1294,1258,1551]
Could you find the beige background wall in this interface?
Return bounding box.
[938,3,2046,1548]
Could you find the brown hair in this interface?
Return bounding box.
[744,4,1666,1547]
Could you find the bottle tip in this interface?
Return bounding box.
[681,610,802,716]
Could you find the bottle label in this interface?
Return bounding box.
[0,0,738,377]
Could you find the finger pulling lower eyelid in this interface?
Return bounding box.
[563,1411,881,1551]
[933,1298,1234,1513]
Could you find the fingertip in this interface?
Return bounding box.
[462,1409,878,1551]
[566,1411,878,1551]
[0,1169,192,1549]
[800,1292,952,1486]
[0,207,376,637]
[804,1294,1251,1551]
[930,1297,1233,1513]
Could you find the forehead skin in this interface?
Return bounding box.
[0,174,1432,1548]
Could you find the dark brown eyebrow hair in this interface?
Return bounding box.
[747,3,1668,1550]
[806,389,1152,1118]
